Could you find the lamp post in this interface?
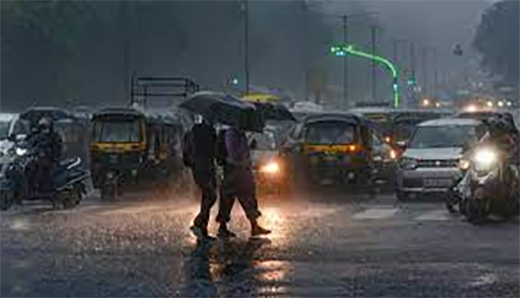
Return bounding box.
[241,0,250,95]
[331,44,400,108]
[306,7,377,104]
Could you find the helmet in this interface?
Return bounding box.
[486,117,508,137]
[37,117,53,133]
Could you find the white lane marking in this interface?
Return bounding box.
[415,209,452,221]
[352,208,398,220]
[469,273,498,286]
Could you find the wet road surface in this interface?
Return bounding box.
[1,191,519,297]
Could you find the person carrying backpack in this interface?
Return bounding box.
[216,117,271,238]
[183,116,218,240]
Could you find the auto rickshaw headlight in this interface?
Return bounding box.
[260,161,281,175]
[389,149,397,160]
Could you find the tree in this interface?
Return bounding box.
[473,0,519,88]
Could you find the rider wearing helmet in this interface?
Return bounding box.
[28,117,63,195]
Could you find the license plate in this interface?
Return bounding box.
[424,178,452,188]
[323,155,337,162]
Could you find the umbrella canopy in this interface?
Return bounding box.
[253,102,296,121]
[180,91,264,131]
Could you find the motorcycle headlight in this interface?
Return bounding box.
[260,160,280,175]
[458,158,470,170]
[15,148,27,156]
[400,157,417,170]
[472,148,497,170]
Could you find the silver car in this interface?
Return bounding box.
[395,118,485,200]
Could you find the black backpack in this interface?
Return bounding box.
[182,130,194,168]
[216,129,228,166]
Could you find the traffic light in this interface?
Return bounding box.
[407,78,416,86]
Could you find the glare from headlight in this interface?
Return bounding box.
[15,148,27,156]
[458,158,470,170]
[260,161,280,174]
[473,148,497,167]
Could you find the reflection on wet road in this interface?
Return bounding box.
[1,193,519,297]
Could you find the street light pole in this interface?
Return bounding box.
[120,1,129,102]
[433,49,438,98]
[242,0,250,95]
[342,15,348,103]
[370,26,377,102]
[422,47,428,97]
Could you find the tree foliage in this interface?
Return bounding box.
[473,0,519,87]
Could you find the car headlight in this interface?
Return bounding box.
[400,157,417,170]
[260,160,280,175]
[458,158,470,170]
[472,148,497,170]
[15,148,27,156]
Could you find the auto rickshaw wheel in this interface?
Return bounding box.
[63,185,82,209]
[0,190,13,211]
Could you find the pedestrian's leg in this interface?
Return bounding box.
[235,172,270,236]
[216,177,237,238]
[191,170,217,239]
[193,183,217,230]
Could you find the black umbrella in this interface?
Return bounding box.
[180,91,264,131]
[252,102,296,121]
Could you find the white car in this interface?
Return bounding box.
[395,118,486,200]
[0,113,21,160]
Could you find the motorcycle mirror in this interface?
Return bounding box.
[396,141,407,149]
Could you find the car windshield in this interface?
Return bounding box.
[305,121,356,145]
[250,130,278,151]
[0,120,10,139]
[92,120,142,143]
[409,124,481,149]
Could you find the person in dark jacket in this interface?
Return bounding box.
[28,117,62,195]
[216,117,271,238]
[184,116,218,240]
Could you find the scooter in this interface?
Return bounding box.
[457,145,519,223]
[0,145,89,211]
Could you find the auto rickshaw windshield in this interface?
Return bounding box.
[92,118,142,143]
[305,121,356,145]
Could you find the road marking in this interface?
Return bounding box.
[352,208,398,220]
[415,209,452,221]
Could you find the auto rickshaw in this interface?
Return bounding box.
[90,107,186,199]
[282,113,392,189]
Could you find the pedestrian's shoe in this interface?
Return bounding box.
[251,225,271,237]
[190,225,215,241]
[217,226,237,238]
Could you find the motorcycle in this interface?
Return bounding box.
[0,144,89,210]
[453,145,519,223]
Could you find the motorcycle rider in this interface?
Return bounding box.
[450,117,519,211]
[27,117,63,196]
